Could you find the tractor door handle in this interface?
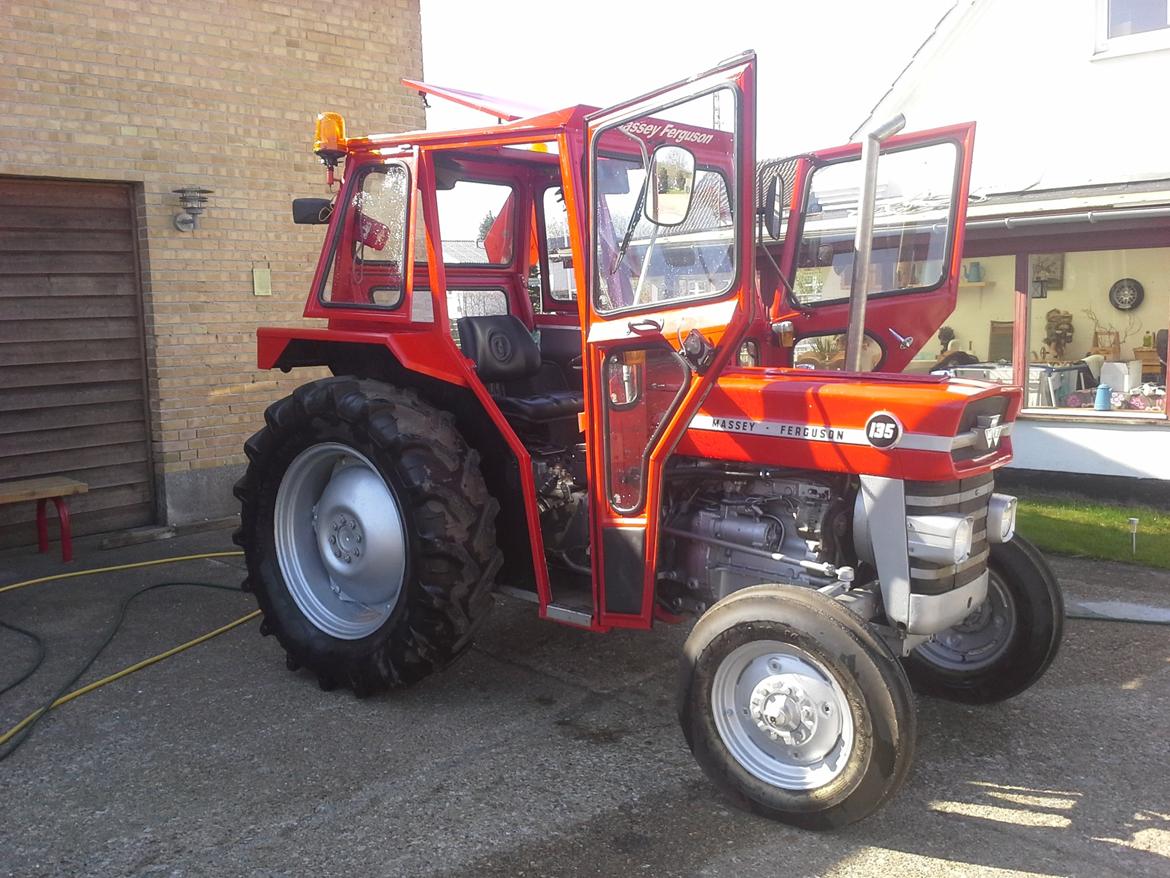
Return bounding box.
[889,328,915,350]
[627,318,664,335]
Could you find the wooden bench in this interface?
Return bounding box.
[0,476,89,562]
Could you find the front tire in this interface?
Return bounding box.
[906,535,1063,704]
[234,377,501,695]
[679,585,916,830]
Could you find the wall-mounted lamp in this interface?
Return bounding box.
[173,186,215,232]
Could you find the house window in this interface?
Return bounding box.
[1108,0,1168,36]
[929,246,1168,419]
[1095,0,1170,54]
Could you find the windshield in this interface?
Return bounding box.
[593,87,737,313]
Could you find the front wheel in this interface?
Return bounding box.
[679,585,917,830]
[906,535,1063,704]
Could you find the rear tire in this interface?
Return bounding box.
[679,585,916,830]
[906,535,1063,704]
[234,377,501,694]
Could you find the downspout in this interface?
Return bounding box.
[845,114,905,372]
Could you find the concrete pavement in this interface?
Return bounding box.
[1,529,1167,877]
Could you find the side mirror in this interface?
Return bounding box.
[292,197,333,225]
[645,145,695,226]
[764,175,785,239]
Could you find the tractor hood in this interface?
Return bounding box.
[675,368,1022,482]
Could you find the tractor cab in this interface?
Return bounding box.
[243,52,1062,829]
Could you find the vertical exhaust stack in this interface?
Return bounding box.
[844,114,905,372]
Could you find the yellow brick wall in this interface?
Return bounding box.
[0,0,424,522]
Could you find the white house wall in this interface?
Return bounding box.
[860,0,1170,193]
[1008,418,1170,479]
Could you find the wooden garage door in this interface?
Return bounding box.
[0,178,154,549]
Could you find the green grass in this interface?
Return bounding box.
[1015,492,1170,569]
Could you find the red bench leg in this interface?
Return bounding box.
[52,496,73,563]
[36,498,49,553]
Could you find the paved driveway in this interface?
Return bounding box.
[1,530,1168,877]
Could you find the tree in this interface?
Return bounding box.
[477,211,495,243]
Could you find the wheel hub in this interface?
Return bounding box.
[275,443,407,640]
[712,642,853,788]
[327,515,364,563]
[916,572,1016,671]
[750,678,815,744]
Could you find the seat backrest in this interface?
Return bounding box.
[1156,329,1168,364]
[457,315,542,383]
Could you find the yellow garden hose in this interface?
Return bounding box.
[1,549,255,759]
[0,609,260,748]
[0,551,245,594]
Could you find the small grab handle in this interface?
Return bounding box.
[627,318,664,335]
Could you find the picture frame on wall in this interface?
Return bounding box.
[1032,253,1065,290]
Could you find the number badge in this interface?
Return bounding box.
[864,412,903,449]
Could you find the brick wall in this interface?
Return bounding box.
[0,0,425,524]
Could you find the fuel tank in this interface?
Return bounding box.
[675,367,1022,481]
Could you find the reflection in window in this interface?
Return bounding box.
[604,347,689,511]
[320,163,409,309]
[793,333,883,371]
[1108,0,1168,37]
[593,88,736,313]
[793,142,958,306]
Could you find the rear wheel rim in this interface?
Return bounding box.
[916,572,1016,671]
[711,640,854,791]
[275,442,406,640]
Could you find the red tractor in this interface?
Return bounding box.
[236,53,1063,829]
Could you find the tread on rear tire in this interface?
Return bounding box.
[233,376,501,694]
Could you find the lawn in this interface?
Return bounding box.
[1015,492,1170,569]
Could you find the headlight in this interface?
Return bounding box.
[987,493,1017,543]
[906,513,974,566]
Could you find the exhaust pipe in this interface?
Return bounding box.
[844,114,905,373]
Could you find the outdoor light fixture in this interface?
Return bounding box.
[173,186,215,232]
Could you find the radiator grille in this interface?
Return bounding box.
[905,473,994,595]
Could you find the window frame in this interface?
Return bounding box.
[429,178,520,269]
[316,160,412,313]
[955,229,1170,424]
[787,137,966,310]
[535,183,578,308]
[589,84,741,318]
[1094,0,1170,58]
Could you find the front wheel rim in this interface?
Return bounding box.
[274,442,406,640]
[711,640,854,791]
[915,572,1017,671]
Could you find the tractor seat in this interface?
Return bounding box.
[457,315,584,423]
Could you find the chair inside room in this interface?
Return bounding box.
[987,320,1013,364]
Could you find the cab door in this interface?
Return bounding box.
[581,53,756,628]
[772,124,976,372]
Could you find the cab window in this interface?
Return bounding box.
[541,187,576,301]
[592,87,737,313]
[792,141,959,306]
[319,162,410,309]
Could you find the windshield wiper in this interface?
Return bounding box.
[610,178,650,276]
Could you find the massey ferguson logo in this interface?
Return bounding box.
[974,414,1005,452]
[864,412,903,449]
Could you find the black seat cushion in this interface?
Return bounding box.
[457,315,541,383]
[496,390,584,423]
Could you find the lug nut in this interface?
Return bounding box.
[328,535,336,545]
